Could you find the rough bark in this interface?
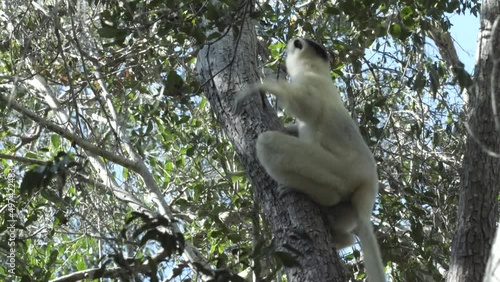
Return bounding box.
[195,3,348,281]
[447,1,500,281]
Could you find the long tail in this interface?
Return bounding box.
[355,219,386,282]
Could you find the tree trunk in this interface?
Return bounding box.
[447,1,500,281]
[195,3,348,281]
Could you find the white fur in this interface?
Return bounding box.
[235,38,385,282]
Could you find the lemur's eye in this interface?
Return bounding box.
[293,39,303,49]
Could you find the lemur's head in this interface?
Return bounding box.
[285,38,330,79]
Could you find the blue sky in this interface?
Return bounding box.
[449,12,480,72]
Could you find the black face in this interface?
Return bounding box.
[303,39,328,62]
[293,39,303,49]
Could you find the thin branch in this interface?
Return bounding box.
[53,5,83,135]
[0,91,137,168]
[426,22,500,157]
[0,153,46,165]
[426,22,474,94]
[49,249,171,282]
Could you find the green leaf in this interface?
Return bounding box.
[165,71,184,96]
[413,71,426,91]
[324,6,340,15]
[47,249,59,266]
[447,0,460,13]
[389,23,401,38]
[206,3,219,21]
[429,67,439,96]
[186,146,195,157]
[400,6,413,19]
[207,32,222,41]
[51,134,60,148]
[97,27,127,40]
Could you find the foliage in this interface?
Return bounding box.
[0,0,480,281]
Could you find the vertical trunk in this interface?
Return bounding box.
[195,2,348,281]
[447,1,500,281]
